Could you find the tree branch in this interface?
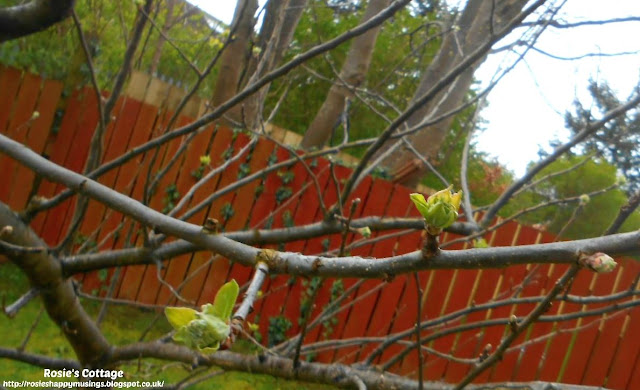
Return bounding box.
[2,135,638,281]
[0,0,75,42]
[0,202,110,366]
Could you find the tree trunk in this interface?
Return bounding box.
[382,0,529,187]
[241,0,308,130]
[149,0,176,75]
[0,202,111,367]
[210,0,258,125]
[300,0,391,149]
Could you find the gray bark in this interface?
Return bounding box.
[301,0,391,148]
[211,0,258,124]
[0,202,110,366]
[241,0,308,129]
[381,0,529,186]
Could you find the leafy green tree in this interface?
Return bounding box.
[0,0,220,93]
[266,1,443,150]
[565,80,640,193]
[512,155,636,239]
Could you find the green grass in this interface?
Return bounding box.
[0,262,337,389]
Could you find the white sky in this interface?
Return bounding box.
[191,0,640,177]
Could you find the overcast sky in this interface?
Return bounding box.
[190,0,640,177]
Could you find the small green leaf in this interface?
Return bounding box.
[97,269,108,282]
[473,238,489,248]
[202,314,231,340]
[409,193,430,219]
[206,280,239,320]
[357,226,371,238]
[199,345,220,354]
[165,307,198,330]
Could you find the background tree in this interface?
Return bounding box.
[566,81,640,193]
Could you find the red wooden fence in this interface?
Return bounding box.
[2,66,640,388]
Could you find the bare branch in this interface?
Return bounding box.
[481,92,640,226]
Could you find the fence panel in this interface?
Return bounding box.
[1,68,639,389]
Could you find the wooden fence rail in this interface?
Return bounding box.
[1,66,640,388]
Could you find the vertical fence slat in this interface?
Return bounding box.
[257,151,316,336]
[442,224,509,382]
[510,231,566,382]
[578,258,636,386]
[79,97,142,295]
[374,186,422,371]
[250,145,303,340]
[29,88,84,235]
[37,88,98,246]
[6,78,63,210]
[258,156,330,344]
[134,123,215,304]
[537,263,595,381]
[469,222,522,384]
[185,132,252,305]
[320,178,393,363]
[348,181,412,366]
[117,113,190,301]
[303,172,374,363]
[486,225,541,383]
[604,257,640,389]
[300,164,353,351]
[420,239,474,380]
[0,72,41,204]
[224,138,277,287]
[0,67,23,132]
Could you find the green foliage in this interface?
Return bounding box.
[220,202,235,221]
[254,184,264,198]
[162,183,180,213]
[565,80,640,193]
[410,186,462,233]
[321,279,344,340]
[263,215,275,229]
[321,238,331,252]
[278,170,296,184]
[268,316,292,347]
[237,163,251,179]
[510,155,636,239]
[282,210,295,228]
[299,277,323,326]
[73,233,97,252]
[164,280,239,353]
[0,0,221,94]
[265,1,443,155]
[222,146,235,160]
[191,165,205,181]
[97,269,108,282]
[267,152,278,166]
[275,186,293,204]
[0,264,335,389]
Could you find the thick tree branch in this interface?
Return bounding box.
[0,202,111,366]
[109,343,609,390]
[2,135,639,281]
[0,0,75,42]
[0,347,80,369]
[604,189,640,235]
